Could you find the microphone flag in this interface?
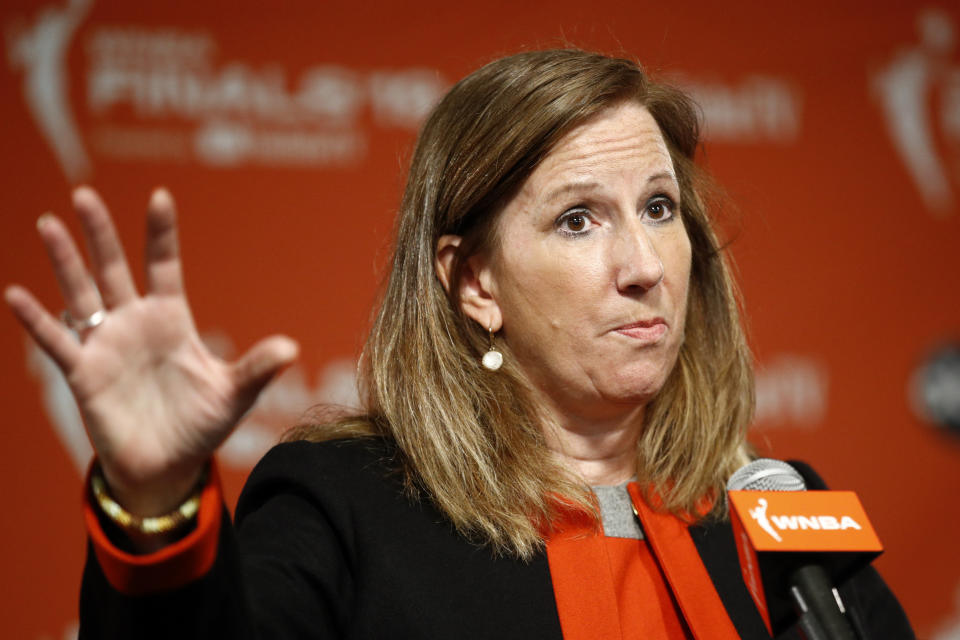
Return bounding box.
[727,490,883,635]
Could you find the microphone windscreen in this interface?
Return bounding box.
[726,458,807,492]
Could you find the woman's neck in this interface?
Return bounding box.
[541,404,644,486]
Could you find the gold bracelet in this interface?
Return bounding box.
[90,466,205,535]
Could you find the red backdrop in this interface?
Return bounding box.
[2,1,959,638]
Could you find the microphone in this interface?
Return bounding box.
[727,459,882,640]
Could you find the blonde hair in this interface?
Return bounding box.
[287,49,754,558]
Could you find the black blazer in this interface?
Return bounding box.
[79,438,914,639]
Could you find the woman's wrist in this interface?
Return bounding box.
[92,463,205,529]
[98,459,208,518]
[90,461,210,554]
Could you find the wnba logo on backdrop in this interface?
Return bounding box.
[873,8,960,216]
[5,0,448,178]
[5,0,93,182]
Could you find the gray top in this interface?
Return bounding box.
[592,483,644,540]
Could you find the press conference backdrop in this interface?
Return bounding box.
[2,1,958,637]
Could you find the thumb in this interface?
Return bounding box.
[230,335,300,408]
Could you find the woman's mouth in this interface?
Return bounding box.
[613,319,667,342]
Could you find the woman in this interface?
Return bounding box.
[6,50,911,639]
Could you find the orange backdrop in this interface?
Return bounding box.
[2,1,959,638]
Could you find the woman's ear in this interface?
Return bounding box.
[435,235,502,332]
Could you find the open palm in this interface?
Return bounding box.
[5,187,298,516]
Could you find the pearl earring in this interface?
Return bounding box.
[481,326,503,371]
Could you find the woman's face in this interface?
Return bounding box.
[483,102,692,423]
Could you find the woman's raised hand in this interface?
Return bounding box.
[5,187,299,516]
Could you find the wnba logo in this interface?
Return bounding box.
[5,0,93,182]
[873,8,960,216]
[748,497,864,543]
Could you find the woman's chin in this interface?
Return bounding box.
[603,368,671,403]
[558,384,664,422]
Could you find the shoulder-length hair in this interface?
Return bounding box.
[289,49,754,558]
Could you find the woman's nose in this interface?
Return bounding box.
[613,225,664,293]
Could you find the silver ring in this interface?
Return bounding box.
[63,309,106,332]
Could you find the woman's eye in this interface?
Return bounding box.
[556,209,592,235]
[644,196,676,222]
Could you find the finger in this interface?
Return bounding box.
[73,186,138,308]
[145,188,185,296]
[230,336,300,411]
[37,213,103,320]
[5,285,82,372]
